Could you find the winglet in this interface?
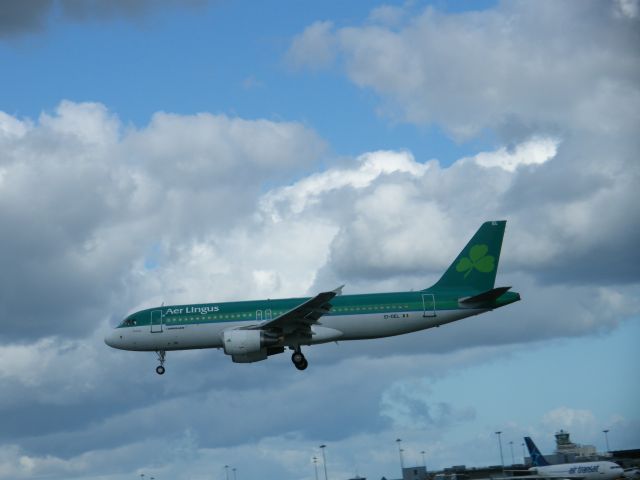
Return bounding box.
[332,285,345,296]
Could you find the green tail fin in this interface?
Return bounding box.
[428,221,506,292]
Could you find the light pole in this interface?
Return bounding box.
[313,456,319,480]
[495,431,505,470]
[522,443,526,463]
[421,450,427,470]
[225,464,229,480]
[510,441,515,465]
[320,444,329,480]
[233,467,237,480]
[396,438,405,471]
[603,430,611,453]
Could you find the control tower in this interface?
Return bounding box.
[553,430,597,462]
[524,431,598,465]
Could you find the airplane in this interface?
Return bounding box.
[622,468,640,480]
[520,436,624,480]
[105,220,521,374]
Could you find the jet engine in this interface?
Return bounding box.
[222,329,280,356]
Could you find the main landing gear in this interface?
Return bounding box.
[155,350,166,375]
[291,348,308,371]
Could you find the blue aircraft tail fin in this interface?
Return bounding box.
[525,437,550,467]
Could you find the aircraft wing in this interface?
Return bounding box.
[249,285,343,335]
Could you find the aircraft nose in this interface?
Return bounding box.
[104,330,120,348]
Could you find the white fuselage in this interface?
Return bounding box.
[531,462,624,480]
[104,308,484,352]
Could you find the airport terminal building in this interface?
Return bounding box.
[382,431,639,480]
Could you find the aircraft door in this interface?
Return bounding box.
[256,310,263,322]
[422,294,436,317]
[150,310,163,333]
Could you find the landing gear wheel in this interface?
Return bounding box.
[155,350,166,375]
[291,348,308,370]
[291,351,304,365]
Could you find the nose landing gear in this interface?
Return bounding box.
[155,350,166,375]
[291,348,308,370]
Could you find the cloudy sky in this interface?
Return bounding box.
[1,1,639,479]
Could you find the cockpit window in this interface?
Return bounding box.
[120,317,137,327]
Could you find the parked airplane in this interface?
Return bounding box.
[523,436,624,480]
[622,468,640,480]
[105,221,520,373]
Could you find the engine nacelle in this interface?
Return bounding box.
[231,346,285,364]
[231,350,268,363]
[222,329,280,356]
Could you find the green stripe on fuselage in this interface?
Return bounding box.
[118,289,519,328]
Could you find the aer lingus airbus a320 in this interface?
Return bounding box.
[105,221,520,373]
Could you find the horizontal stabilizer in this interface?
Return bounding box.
[458,286,511,308]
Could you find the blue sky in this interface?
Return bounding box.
[0,1,639,479]
[427,320,640,453]
[1,0,497,163]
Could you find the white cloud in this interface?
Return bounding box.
[380,378,476,429]
[0,341,523,478]
[128,216,339,309]
[39,100,120,147]
[286,21,336,71]
[288,1,640,141]
[286,2,640,288]
[368,4,407,27]
[614,0,639,19]
[542,407,597,431]
[0,111,30,139]
[124,111,326,189]
[260,150,428,219]
[469,137,559,172]
[0,101,326,340]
